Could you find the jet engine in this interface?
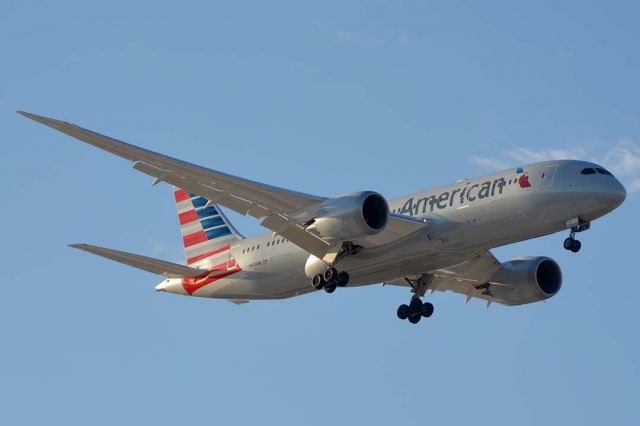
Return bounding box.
[489,257,562,305]
[306,191,389,241]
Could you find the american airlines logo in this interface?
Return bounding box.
[398,171,530,216]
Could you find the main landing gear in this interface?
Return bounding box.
[396,273,435,324]
[563,220,590,253]
[310,242,358,293]
[397,298,434,324]
[311,267,349,293]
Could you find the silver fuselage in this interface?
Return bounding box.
[158,160,626,300]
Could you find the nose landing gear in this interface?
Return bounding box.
[563,235,582,253]
[563,219,590,253]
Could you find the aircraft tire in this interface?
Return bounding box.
[422,302,434,318]
[408,314,421,324]
[409,298,423,314]
[397,304,409,320]
[324,282,337,293]
[336,271,349,287]
[324,267,338,282]
[311,274,325,290]
[563,237,574,250]
[570,239,582,253]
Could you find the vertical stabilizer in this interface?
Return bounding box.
[173,187,243,267]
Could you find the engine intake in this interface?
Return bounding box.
[361,192,388,230]
[309,191,389,240]
[536,259,562,295]
[489,257,562,305]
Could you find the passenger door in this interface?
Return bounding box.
[539,165,558,189]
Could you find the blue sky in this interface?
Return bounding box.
[1,1,639,424]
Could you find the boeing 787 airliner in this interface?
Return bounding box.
[18,111,626,324]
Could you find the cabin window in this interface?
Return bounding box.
[580,168,597,175]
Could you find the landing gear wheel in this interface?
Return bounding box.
[407,298,423,324]
[324,282,337,293]
[311,274,325,290]
[397,304,409,320]
[570,239,581,253]
[409,298,423,313]
[324,267,338,282]
[336,272,349,287]
[422,302,434,318]
[563,237,574,250]
[408,314,421,324]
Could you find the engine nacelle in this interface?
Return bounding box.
[489,257,562,305]
[308,191,389,241]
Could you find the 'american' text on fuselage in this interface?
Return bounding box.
[398,177,508,216]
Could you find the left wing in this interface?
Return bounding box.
[19,112,424,258]
[385,251,510,306]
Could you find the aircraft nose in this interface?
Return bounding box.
[609,179,627,208]
[597,177,627,211]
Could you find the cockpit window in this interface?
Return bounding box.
[595,168,613,175]
[580,168,597,175]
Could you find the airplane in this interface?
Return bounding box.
[18,111,627,324]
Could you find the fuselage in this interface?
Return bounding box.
[156,160,626,300]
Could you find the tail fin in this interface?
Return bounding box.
[173,187,243,266]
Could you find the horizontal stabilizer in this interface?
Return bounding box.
[69,244,207,278]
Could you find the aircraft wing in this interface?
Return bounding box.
[70,244,208,278]
[19,111,425,258]
[385,251,509,306]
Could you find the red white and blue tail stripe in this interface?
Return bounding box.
[173,187,243,266]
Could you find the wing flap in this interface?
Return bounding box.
[70,244,207,278]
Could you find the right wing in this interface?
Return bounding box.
[70,244,207,278]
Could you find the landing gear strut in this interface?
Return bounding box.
[563,220,590,253]
[396,273,435,324]
[310,267,349,293]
